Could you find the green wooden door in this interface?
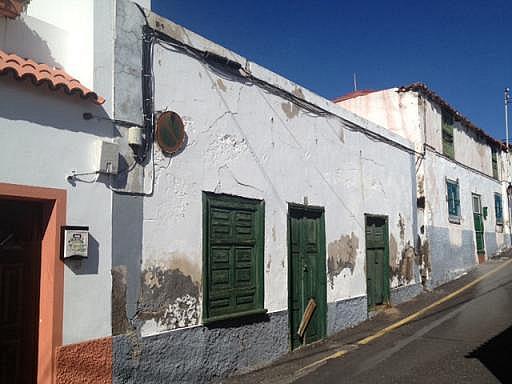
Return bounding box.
[203,193,265,323]
[365,215,389,309]
[288,204,326,350]
[472,194,485,254]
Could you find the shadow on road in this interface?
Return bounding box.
[466,325,512,383]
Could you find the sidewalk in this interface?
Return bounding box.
[221,254,512,384]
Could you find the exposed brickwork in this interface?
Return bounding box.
[56,337,112,384]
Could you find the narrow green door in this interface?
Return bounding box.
[472,194,485,254]
[288,204,326,350]
[365,215,389,310]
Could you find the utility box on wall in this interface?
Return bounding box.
[62,226,89,259]
[96,140,119,175]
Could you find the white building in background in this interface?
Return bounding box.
[337,83,511,287]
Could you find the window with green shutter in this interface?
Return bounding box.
[495,193,503,225]
[442,110,455,159]
[202,192,265,323]
[446,179,460,223]
[492,149,499,179]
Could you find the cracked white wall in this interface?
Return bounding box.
[141,36,417,336]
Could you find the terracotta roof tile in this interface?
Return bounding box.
[0,49,105,105]
[332,89,375,103]
[0,0,25,18]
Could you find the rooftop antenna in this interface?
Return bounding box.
[505,88,512,247]
[505,87,510,149]
[353,73,358,92]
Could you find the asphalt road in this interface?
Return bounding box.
[295,260,512,384]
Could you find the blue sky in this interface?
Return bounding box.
[152,0,512,141]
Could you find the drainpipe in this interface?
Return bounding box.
[137,24,155,164]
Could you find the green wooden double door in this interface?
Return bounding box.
[288,204,326,350]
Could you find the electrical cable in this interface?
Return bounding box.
[154,33,423,158]
[67,171,100,184]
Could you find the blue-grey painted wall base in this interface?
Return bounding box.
[428,226,477,287]
[390,283,423,305]
[112,311,288,384]
[327,295,368,336]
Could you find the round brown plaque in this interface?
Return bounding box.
[155,111,186,154]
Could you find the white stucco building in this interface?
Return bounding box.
[337,84,512,287]
[108,6,422,383]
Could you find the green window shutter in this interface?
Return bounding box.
[442,111,455,159]
[495,193,503,224]
[203,193,265,323]
[455,182,460,216]
[492,150,499,179]
[447,180,460,221]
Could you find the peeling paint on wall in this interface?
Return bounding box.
[338,126,345,143]
[216,79,227,92]
[389,234,398,271]
[112,266,132,335]
[281,102,299,119]
[417,174,424,196]
[280,87,305,119]
[398,213,405,242]
[418,238,431,285]
[399,244,415,282]
[390,238,416,283]
[327,232,359,288]
[207,133,248,165]
[138,258,200,333]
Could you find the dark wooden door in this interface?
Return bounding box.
[288,204,326,350]
[0,200,42,384]
[365,215,389,309]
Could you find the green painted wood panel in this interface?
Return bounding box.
[492,150,499,179]
[442,111,455,159]
[365,215,389,310]
[203,193,265,323]
[474,213,485,253]
[472,194,485,254]
[288,204,326,350]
